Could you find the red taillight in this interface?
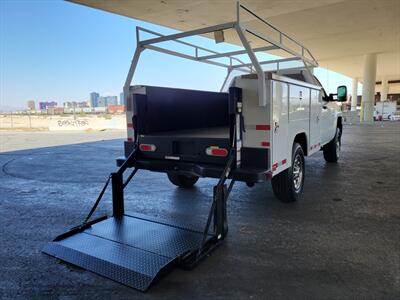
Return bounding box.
[139,144,156,152]
[206,147,228,157]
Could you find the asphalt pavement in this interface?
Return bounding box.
[0,123,399,299]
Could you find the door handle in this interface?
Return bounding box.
[274,121,279,132]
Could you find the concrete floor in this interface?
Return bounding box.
[0,123,399,299]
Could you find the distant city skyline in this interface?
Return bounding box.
[1,0,358,112]
[23,91,123,112]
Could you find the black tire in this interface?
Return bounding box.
[271,143,305,203]
[167,173,199,188]
[323,127,341,163]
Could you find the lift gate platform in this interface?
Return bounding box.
[43,148,234,291]
[43,214,213,291]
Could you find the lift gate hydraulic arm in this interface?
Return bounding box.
[43,144,236,291]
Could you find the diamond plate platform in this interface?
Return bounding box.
[43,214,207,291]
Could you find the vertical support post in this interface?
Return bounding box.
[351,78,358,111]
[123,46,145,107]
[360,53,377,122]
[112,172,124,218]
[360,53,377,123]
[220,68,232,92]
[381,77,388,102]
[123,44,144,143]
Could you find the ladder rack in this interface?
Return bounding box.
[124,2,319,106]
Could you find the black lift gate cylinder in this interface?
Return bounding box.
[213,184,228,239]
[111,172,124,217]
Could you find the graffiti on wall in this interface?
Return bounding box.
[57,119,89,127]
[49,116,125,131]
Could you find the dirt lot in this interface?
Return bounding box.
[0,130,126,152]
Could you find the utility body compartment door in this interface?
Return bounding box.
[308,89,322,154]
[271,80,289,174]
[232,77,271,171]
[320,100,337,144]
[286,84,310,168]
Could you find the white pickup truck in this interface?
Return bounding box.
[121,71,345,203]
[119,18,347,203]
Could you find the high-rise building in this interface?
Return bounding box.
[119,92,124,105]
[106,96,118,106]
[90,92,100,107]
[27,100,35,110]
[98,96,118,107]
[98,97,107,107]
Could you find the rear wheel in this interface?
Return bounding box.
[323,127,341,163]
[167,173,199,188]
[271,143,305,203]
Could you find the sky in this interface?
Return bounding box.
[0,0,359,111]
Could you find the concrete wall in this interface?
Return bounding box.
[0,114,50,129]
[0,114,126,131]
[49,115,125,131]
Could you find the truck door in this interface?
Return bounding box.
[320,99,336,144]
[272,80,289,174]
[309,89,321,153]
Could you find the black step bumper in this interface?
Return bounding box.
[116,157,270,183]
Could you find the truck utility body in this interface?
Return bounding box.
[120,69,331,183]
[44,3,346,292]
[120,84,271,182]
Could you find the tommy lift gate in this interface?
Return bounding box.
[43,3,346,291]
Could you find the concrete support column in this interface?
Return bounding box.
[381,77,388,101]
[351,78,358,111]
[360,53,377,123]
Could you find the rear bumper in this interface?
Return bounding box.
[116,156,270,183]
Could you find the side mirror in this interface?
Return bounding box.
[336,85,347,102]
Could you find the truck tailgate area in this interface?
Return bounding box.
[131,86,232,165]
[139,126,230,165]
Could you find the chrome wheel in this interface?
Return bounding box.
[292,154,303,191]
